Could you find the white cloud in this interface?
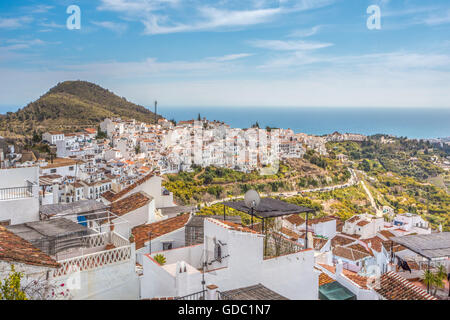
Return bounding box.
[288,25,322,38]
[98,0,336,35]
[24,5,54,14]
[208,53,254,62]
[92,21,128,34]
[423,10,450,26]
[250,39,333,51]
[0,16,33,29]
[143,6,282,34]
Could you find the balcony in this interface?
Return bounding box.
[0,185,34,201]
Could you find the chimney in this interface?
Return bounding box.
[206,284,219,300]
[307,231,314,249]
[336,259,343,275]
[175,261,188,297]
[326,251,333,266]
[52,184,59,204]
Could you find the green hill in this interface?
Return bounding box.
[0,80,161,139]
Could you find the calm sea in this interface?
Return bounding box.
[1,105,449,139]
[160,106,450,140]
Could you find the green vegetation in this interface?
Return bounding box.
[96,125,107,139]
[422,265,447,296]
[153,254,167,266]
[0,265,27,300]
[307,185,372,220]
[328,137,445,180]
[197,203,261,226]
[0,81,161,140]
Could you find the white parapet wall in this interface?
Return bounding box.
[52,243,139,300]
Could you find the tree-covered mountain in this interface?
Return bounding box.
[0,80,161,140]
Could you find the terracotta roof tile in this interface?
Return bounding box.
[132,214,191,250]
[379,230,396,239]
[110,192,153,216]
[102,173,154,202]
[0,226,60,268]
[212,219,259,234]
[285,214,305,226]
[280,227,300,241]
[374,272,437,300]
[313,237,328,250]
[333,245,372,261]
[342,269,369,289]
[319,272,336,286]
[362,236,384,253]
[331,235,356,247]
[347,243,374,257]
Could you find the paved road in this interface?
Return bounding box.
[203,168,359,208]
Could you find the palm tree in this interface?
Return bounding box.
[423,269,435,294]
[434,265,447,296]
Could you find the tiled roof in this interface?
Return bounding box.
[307,217,336,226]
[331,235,356,247]
[346,216,361,224]
[379,230,396,239]
[210,219,259,234]
[41,158,82,169]
[319,272,336,286]
[318,263,370,289]
[333,245,371,261]
[362,236,384,253]
[110,191,153,216]
[132,214,191,250]
[313,237,328,250]
[0,226,60,268]
[374,272,437,300]
[381,240,406,253]
[280,227,300,241]
[347,243,374,257]
[357,220,370,227]
[285,214,305,226]
[342,269,370,289]
[102,173,154,202]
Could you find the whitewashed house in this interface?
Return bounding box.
[0,166,40,225]
[139,217,318,300]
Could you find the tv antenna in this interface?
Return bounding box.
[244,190,260,229]
[154,100,158,124]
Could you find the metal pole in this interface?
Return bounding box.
[251,207,254,229]
[148,231,152,255]
[305,212,309,249]
[223,204,226,221]
[427,259,431,294]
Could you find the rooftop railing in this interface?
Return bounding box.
[175,290,206,300]
[0,185,33,200]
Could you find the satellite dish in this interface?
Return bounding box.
[244,190,260,209]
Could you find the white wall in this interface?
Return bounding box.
[0,166,38,188]
[113,200,156,239]
[140,219,319,300]
[54,247,139,300]
[0,196,39,225]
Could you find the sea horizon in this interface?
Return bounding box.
[1,105,449,140]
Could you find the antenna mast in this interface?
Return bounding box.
[154,100,158,124]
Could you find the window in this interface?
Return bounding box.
[50,169,57,174]
[69,166,74,171]
[162,242,173,251]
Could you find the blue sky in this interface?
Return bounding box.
[1,0,450,109]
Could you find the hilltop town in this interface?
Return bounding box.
[0,114,449,301]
